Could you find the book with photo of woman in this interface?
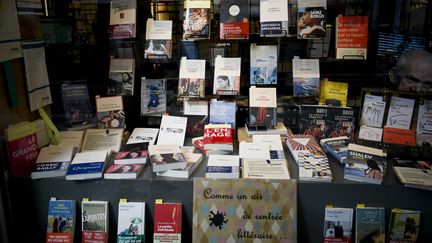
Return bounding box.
[213,56,241,95]
[114,142,149,164]
[104,164,144,179]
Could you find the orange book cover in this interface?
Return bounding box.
[383,127,416,146]
[336,16,368,59]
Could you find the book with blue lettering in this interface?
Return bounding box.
[205,155,240,178]
[46,199,76,243]
[209,99,236,128]
[31,144,75,179]
[66,150,110,180]
[344,144,387,184]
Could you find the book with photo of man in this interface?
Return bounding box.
[297,0,327,39]
[145,19,172,59]
[178,57,206,98]
[323,207,353,242]
[104,164,144,179]
[114,142,149,164]
[213,56,241,95]
[148,144,187,172]
[183,1,211,40]
[141,78,167,116]
[108,59,135,96]
[219,0,250,39]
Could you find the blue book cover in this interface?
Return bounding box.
[209,100,236,128]
[355,207,385,243]
[47,200,76,236]
[66,162,105,176]
[250,45,278,85]
[61,83,93,127]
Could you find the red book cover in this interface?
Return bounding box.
[82,231,108,243]
[383,127,416,146]
[192,137,206,154]
[219,0,249,39]
[47,233,73,243]
[7,133,38,177]
[203,126,233,145]
[153,203,182,243]
[336,16,368,59]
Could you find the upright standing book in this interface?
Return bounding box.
[388,208,420,243]
[95,96,125,129]
[178,57,206,98]
[292,57,320,97]
[260,0,289,37]
[323,207,353,243]
[355,207,385,243]
[157,115,188,146]
[108,59,135,96]
[248,87,277,128]
[300,105,328,141]
[46,199,76,243]
[117,201,145,243]
[297,0,327,39]
[145,19,172,59]
[213,56,241,95]
[319,80,348,107]
[141,78,167,116]
[360,94,386,128]
[417,100,432,134]
[153,202,182,243]
[209,99,236,128]
[219,0,249,39]
[183,0,211,40]
[61,83,94,128]
[109,0,136,39]
[82,200,109,243]
[385,96,415,130]
[250,44,278,85]
[326,107,356,138]
[336,16,368,59]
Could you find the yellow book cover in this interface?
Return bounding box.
[319,80,348,107]
[5,122,36,141]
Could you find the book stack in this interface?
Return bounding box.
[245,122,288,137]
[203,124,234,154]
[157,151,203,178]
[148,144,187,172]
[205,155,240,179]
[393,158,432,191]
[66,150,110,180]
[31,143,75,179]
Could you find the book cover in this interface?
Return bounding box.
[386,96,415,130]
[360,94,386,128]
[141,78,167,116]
[319,80,348,107]
[148,144,187,172]
[183,1,211,40]
[219,0,249,39]
[355,207,385,243]
[213,56,241,95]
[336,16,368,60]
[185,115,209,138]
[178,57,206,98]
[81,128,123,153]
[383,127,416,146]
[239,141,271,159]
[260,0,289,37]
[183,100,209,116]
[82,201,109,243]
[61,83,93,127]
[297,0,327,39]
[31,144,75,179]
[326,107,356,139]
[59,131,84,152]
[209,99,236,128]
[286,134,322,162]
[109,0,136,39]
[243,158,290,179]
[203,124,234,151]
[104,164,144,179]
[249,87,277,127]
[292,58,320,97]
[300,105,328,141]
[157,115,188,146]
[117,202,145,242]
[388,208,420,243]
[250,44,278,85]
[393,159,432,189]
[95,96,125,129]
[192,136,206,154]
[298,151,332,182]
[66,150,109,180]
[253,134,285,159]
[114,142,148,164]
[108,59,135,96]
[127,128,159,145]
[156,153,203,178]
[205,155,240,178]
[320,136,350,164]
[323,207,353,243]
[417,100,432,134]
[344,144,387,184]
[358,125,383,142]
[153,202,182,243]
[145,18,172,59]
[46,199,76,243]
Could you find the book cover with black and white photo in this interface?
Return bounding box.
[156,152,203,178]
[213,56,241,95]
[148,144,187,172]
[178,57,206,98]
[219,0,250,39]
[145,18,172,59]
[297,0,327,39]
[157,115,188,147]
[108,59,135,96]
[183,0,211,40]
[109,0,136,39]
[141,78,167,116]
[323,207,353,242]
[260,0,289,37]
[81,200,109,243]
[250,44,278,85]
[127,128,159,145]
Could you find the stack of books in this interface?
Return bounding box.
[203,124,234,154]
[205,155,240,179]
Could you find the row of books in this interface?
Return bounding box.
[47,198,181,243]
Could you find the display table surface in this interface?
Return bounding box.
[7,147,432,243]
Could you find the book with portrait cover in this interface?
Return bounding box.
[153,202,182,243]
[178,57,206,98]
[260,0,289,37]
[117,201,145,242]
[248,87,277,128]
[355,207,385,243]
[292,57,320,97]
[336,16,368,60]
[148,144,187,172]
[104,164,144,179]
[250,44,278,85]
[95,96,125,129]
[325,107,356,139]
[157,152,203,178]
[108,59,135,96]
[213,56,241,95]
[219,0,249,39]
[319,80,348,107]
[46,199,76,243]
[297,0,327,39]
[114,142,149,164]
[145,18,172,59]
[388,208,420,243]
[141,78,167,116]
[61,83,94,128]
[109,0,136,39]
[183,0,211,40]
[81,200,109,243]
[323,207,353,243]
[300,105,328,141]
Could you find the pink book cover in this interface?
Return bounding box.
[7,133,38,177]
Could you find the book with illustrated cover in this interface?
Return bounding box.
[323,207,353,243]
[355,207,385,243]
[388,208,420,243]
[141,78,167,116]
[81,128,123,153]
[31,144,75,179]
[297,0,327,39]
[260,0,289,37]
[178,57,206,98]
[360,94,386,128]
[157,152,203,178]
[326,107,356,139]
[300,105,328,141]
[157,115,188,146]
[358,125,383,142]
[104,164,144,179]
[82,200,109,243]
[249,87,277,127]
[65,150,110,180]
[383,127,416,146]
[385,96,415,130]
[108,59,135,96]
[46,199,76,243]
[292,58,320,97]
[250,44,278,85]
[320,136,350,164]
[219,0,249,39]
[206,155,240,178]
[336,16,368,60]
[213,56,241,95]
[319,80,348,107]
[148,144,187,172]
[109,0,136,39]
[114,142,149,164]
[61,83,94,127]
[209,99,236,128]
[417,100,432,134]
[127,128,159,145]
[298,151,332,182]
[153,202,182,243]
[95,96,125,129]
[117,201,145,243]
[183,1,211,40]
[286,134,322,163]
[145,19,172,59]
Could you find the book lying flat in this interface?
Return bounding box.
[104,164,144,179]
[66,150,110,180]
[149,144,187,172]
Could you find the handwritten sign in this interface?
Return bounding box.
[360,94,386,128]
[386,96,415,130]
[192,179,297,242]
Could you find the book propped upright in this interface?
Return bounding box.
[292,57,320,97]
[385,96,415,130]
[325,107,356,139]
[297,0,327,39]
[323,207,353,243]
[109,0,136,39]
[388,208,420,243]
[300,105,328,141]
[81,200,109,243]
[95,96,125,129]
[250,44,278,85]
[319,80,348,107]
[336,16,368,60]
[219,0,249,39]
[183,0,211,40]
[157,115,188,147]
[355,207,385,243]
[153,201,182,243]
[213,56,241,95]
[209,99,236,128]
[108,59,135,96]
[178,57,206,98]
[61,83,94,128]
[46,198,76,243]
[145,18,172,59]
[260,0,289,37]
[117,201,145,242]
[360,94,386,128]
[248,87,277,128]
[141,78,167,116]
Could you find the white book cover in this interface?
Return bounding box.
[207,155,240,167]
[117,202,145,241]
[109,0,137,38]
[81,128,123,153]
[323,207,353,240]
[31,144,75,179]
[183,100,208,116]
[417,100,432,134]
[252,134,284,151]
[259,0,289,37]
[250,44,278,85]
[206,155,240,178]
[292,58,320,97]
[360,94,386,128]
[243,158,290,179]
[394,166,432,187]
[148,144,187,172]
[156,153,203,178]
[239,142,271,159]
[157,115,188,146]
[213,56,241,95]
[386,96,415,130]
[108,59,135,96]
[145,18,172,59]
[358,125,383,142]
[249,87,277,108]
[178,57,206,97]
[127,128,159,145]
[0,0,22,62]
[59,131,84,151]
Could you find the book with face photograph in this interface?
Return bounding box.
[148,144,187,172]
[297,0,327,39]
[108,59,135,96]
[145,19,172,59]
[213,56,241,95]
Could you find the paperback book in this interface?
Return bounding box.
[383,127,416,146]
[157,115,188,146]
[205,154,240,178]
[250,44,278,85]
[393,158,432,190]
[358,125,383,142]
[209,99,236,128]
[66,150,110,180]
[31,144,75,179]
[252,134,285,159]
[145,18,172,59]
[300,105,328,141]
[286,134,322,163]
[417,100,432,134]
[213,56,241,95]
[81,128,123,153]
[117,201,145,243]
[242,158,290,179]
[203,124,234,151]
[386,96,415,130]
[114,142,148,164]
[104,164,144,179]
[355,207,385,243]
[153,202,182,243]
[336,16,368,59]
[248,87,277,128]
[298,151,332,182]
[184,114,209,138]
[46,199,76,243]
[323,207,353,242]
[108,59,135,96]
[297,0,327,39]
[388,208,420,243]
[109,0,136,39]
[148,144,187,172]
[82,200,109,243]
[239,141,271,160]
[141,78,167,116]
[360,94,386,128]
[95,96,125,129]
[319,80,348,107]
[60,83,94,127]
[127,128,159,145]
[156,152,203,178]
[326,107,356,139]
[320,136,350,164]
[59,131,84,152]
[260,0,289,37]
[219,0,249,39]
[178,57,206,98]
[292,57,320,97]
[183,0,211,40]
